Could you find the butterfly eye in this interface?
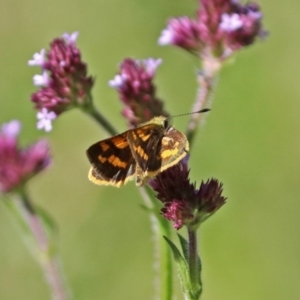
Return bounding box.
[163,119,169,129]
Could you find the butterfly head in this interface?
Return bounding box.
[142,115,172,131]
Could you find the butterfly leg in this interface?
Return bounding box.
[136,164,150,186]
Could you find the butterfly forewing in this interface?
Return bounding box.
[86,133,136,186]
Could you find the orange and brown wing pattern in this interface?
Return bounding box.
[158,127,189,172]
[126,123,189,186]
[86,133,136,187]
[126,123,164,174]
[86,115,191,187]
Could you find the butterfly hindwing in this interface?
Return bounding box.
[158,127,189,172]
[126,123,164,173]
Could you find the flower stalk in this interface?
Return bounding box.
[157,217,173,300]
[80,97,118,136]
[186,61,219,145]
[4,187,69,300]
[141,185,173,300]
[187,228,202,298]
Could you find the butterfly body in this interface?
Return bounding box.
[86,116,189,187]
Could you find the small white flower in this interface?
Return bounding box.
[142,58,162,76]
[36,108,57,132]
[33,71,50,87]
[220,13,243,32]
[108,74,127,88]
[62,31,79,44]
[1,120,21,137]
[28,49,46,66]
[158,26,174,45]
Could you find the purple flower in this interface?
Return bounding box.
[109,58,168,127]
[36,108,57,132]
[219,13,243,32]
[158,0,265,57]
[158,17,203,52]
[28,49,46,67]
[150,158,226,230]
[109,74,128,88]
[221,3,265,50]
[0,121,50,194]
[62,31,79,44]
[1,120,21,137]
[33,71,50,87]
[142,58,162,76]
[29,32,94,131]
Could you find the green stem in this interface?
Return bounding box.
[82,100,118,136]
[7,188,70,300]
[141,186,173,300]
[187,228,202,299]
[157,217,173,300]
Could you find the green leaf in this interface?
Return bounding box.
[178,233,189,261]
[3,197,32,236]
[163,236,195,300]
[35,205,59,256]
[35,205,57,236]
[2,193,59,260]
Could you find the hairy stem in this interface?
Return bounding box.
[188,228,202,299]
[157,217,173,300]
[141,186,173,300]
[82,100,118,136]
[186,56,221,147]
[12,188,70,300]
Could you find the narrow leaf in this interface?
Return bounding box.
[36,206,57,233]
[3,198,32,236]
[35,205,59,256]
[178,233,189,261]
[163,236,194,299]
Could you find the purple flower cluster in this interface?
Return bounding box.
[159,0,264,57]
[150,158,226,230]
[28,32,94,131]
[0,120,50,194]
[109,58,168,127]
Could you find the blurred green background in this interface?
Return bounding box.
[1,0,299,299]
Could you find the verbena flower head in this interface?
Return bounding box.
[0,120,50,194]
[29,32,94,131]
[158,0,265,58]
[150,157,226,230]
[109,58,168,127]
[158,17,203,53]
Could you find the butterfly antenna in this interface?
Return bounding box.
[168,108,211,119]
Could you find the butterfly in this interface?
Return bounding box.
[86,109,209,187]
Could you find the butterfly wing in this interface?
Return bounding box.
[127,123,164,174]
[127,124,189,186]
[158,126,189,172]
[86,133,136,187]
